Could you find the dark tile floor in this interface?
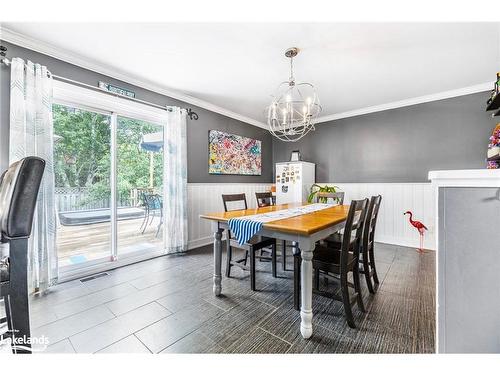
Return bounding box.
[29,242,435,354]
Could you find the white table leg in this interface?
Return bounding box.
[213,225,223,296]
[300,239,314,339]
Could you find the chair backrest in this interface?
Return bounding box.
[222,193,248,212]
[363,195,382,248]
[255,192,274,207]
[316,191,345,205]
[340,198,369,267]
[0,157,45,240]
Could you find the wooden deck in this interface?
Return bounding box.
[57,216,163,267]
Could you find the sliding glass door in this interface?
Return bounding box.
[53,104,113,268]
[52,98,166,277]
[116,116,165,258]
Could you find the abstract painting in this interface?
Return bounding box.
[208,130,262,175]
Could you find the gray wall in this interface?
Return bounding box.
[273,92,497,182]
[0,40,273,183]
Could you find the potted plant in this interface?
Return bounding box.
[307,183,340,203]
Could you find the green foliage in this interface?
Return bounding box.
[53,104,163,208]
[307,183,340,203]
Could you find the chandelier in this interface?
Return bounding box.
[267,47,322,142]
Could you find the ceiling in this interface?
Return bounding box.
[2,23,499,127]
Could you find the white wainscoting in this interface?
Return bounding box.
[187,183,272,250]
[330,182,436,251]
[187,182,436,252]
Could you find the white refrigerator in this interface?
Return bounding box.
[275,161,316,204]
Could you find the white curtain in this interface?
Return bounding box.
[162,107,188,254]
[9,58,58,292]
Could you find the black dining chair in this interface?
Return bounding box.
[255,191,274,208]
[360,195,382,293]
[255,192,290,272]
[293,198,369,328]
[0,157,46,354]
[223,194,277,291]
[324,195,382,294]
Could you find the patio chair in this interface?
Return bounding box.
[139,191,162,234]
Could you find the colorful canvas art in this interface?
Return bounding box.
[209,130,262,175]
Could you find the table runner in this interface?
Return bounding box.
[228,203,334,244]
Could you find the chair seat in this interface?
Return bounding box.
[323,232,342,247]
[312,244,356,274]
[324,232,357,250]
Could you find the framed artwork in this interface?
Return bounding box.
[208,130,262,175]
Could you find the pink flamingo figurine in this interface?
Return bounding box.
[404,211,428,253]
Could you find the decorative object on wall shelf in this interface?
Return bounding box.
[307,183,339,203]
[486,72,500,117]
[208,130,262,175]
[487,123,500,169]
[290,150,301,162]
[266,47,322,142]
[404,211,428,253]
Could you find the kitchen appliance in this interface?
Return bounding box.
[275,161,315,204]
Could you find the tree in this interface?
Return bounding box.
[53,104,164,210]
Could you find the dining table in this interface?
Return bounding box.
[200,202,350,339]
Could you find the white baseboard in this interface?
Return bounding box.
[187,235,213,250]
[376,235,436,252]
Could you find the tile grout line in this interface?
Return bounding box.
[133,333,153,354]
[68,301,172,353]
[257,326,294,346]
[35,291,133,324]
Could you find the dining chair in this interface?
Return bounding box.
[360,195,382,293]
[0,156,46,353]
[222,194,277,291]
[293,198,369,328]
[324,195,383,294]
[255,192,288,271]
[316,191,345,205]
[315,191,345,250]
[255,191,274,208]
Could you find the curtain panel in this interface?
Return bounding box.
[9,58,58,292]
[162,107,188,254]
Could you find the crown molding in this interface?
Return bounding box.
[1,26,493,131]
[315,82,492,124]
[0,26,268,129]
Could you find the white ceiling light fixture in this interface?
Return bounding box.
[267,47,322,142]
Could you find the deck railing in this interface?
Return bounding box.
[55,187,132,212]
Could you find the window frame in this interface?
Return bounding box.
[52,81,168,281]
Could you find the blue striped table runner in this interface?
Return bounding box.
[228,203,334,245]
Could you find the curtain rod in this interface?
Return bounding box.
[0,54,199,120]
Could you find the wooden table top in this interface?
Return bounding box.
[200,202,350,236]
